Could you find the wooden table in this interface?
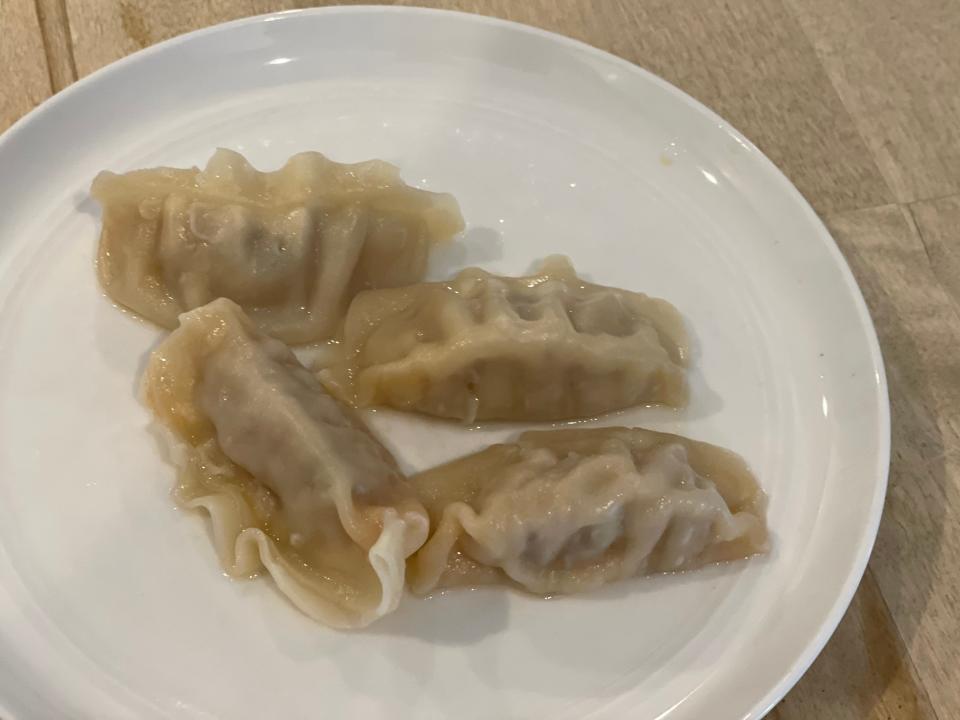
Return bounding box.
[3,1,958,717]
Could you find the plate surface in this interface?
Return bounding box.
[0,7,889,719]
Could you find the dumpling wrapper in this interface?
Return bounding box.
[320,257,689,422]
[142,298,429,628]
[93,149,464,343]
[408,427,768,595]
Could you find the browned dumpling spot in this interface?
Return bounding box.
[93,149,464,343]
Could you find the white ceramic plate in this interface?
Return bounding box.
[0,7,889,719]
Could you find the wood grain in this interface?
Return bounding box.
[477,0,897,215]
[911,195,960,316]
[61,0,892,215]
[786,0,960,204]
[5,1,960,717]
[33,0,78,91]
[769,570,937,720]
[769,200,960,718]
[0,0,52,132]
[823,202,960,719]
[59,0,261,73]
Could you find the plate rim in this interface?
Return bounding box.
[0,5,891,719]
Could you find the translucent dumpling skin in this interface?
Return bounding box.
[408,427,768,596]
[93,149,464,343]
[142,298,429,628]
[321,257,689,422]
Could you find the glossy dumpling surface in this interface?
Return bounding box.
[321,257,688,421]
[93,149,464,343]
[408,426,767,595]
[142,298,429,628]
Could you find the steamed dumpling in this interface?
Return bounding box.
[408,427,767,595]
[93,149,464,343]
[142,298,429,628]
[321,257,688,422]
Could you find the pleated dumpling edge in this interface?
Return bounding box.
[93,148,464,344]
[141,298,429,629]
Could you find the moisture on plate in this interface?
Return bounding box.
[92,148,464,344]
[408,426,768,596]
[104,148,767,629]
[141,297,429,629]
[320,256,689,422]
